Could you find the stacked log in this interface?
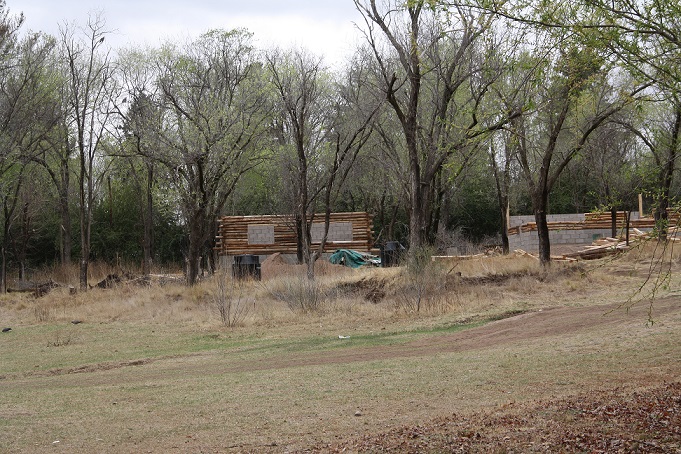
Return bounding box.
[215,212,374,256]
[508,211,678,236]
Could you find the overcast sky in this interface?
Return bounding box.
[11,0,365,66]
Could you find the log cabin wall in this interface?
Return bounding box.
[215,212,374,256]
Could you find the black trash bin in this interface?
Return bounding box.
[232,254,261,280]
[381,241,404,267]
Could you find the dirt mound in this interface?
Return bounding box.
[336,276,389,303]
[260,253,351,280]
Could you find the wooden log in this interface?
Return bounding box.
[216,212,374,255]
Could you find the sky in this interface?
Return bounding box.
[10,0,365,66]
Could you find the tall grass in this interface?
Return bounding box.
[0,251,650,332]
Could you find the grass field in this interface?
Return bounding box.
[1,248,680,452]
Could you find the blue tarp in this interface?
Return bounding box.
[329,249,380,268]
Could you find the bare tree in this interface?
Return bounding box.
[487,45,546,255]
[116,47,162,276]
[620,97,681,239]
[155,29,270,285]
[59,14,119,289]
[267,48,379,280]
[313,56,381,266]
[27,40,75,267]
[488,132,514,254]
[354,0,518,249]
[0,10,57,291]
[509,34,644,265]
[267,49,333,275]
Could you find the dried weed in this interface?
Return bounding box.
[0,251,656,331]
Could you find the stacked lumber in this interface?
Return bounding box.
[558,226,680,260]
[215,212,374,256]
[584,211,631,222]
[585,211,681,223]
[510,249,579,261]
[508,211,681,236]
[514,225,681,262]
[561,238,631,260]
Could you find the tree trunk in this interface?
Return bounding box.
[429,169,445,245]
[490,142,511,255]
[0,247,5,294]
[500,197,510,255]
[79,257,88,290]
[300,214,313,280]
[654,105,681,241]
[61,138,73,266]
[17,203,30,281]
[186,239,201,286]
[59,186,72,266]
[535,208,551,266]
[295,215,303,265]
[142,165,153,276]
[186,212,207,286]
[306,253,316,281]
[409,169,426,250]
[533,186,551,266]
[79,182,90,290]
[78,170,91,291]
[410,212,428,250]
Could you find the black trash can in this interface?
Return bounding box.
[381,241,404,267]
[232,255,261,280]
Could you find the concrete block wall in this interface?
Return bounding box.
[508,230,535,251]
[509,228,611,251]
[247,224,275,244]
[508,212,645,251]
[310,222,353,242]
[247,222,355,245]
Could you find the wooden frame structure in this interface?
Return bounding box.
[215,212,374,256]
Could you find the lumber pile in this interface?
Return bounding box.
[509,211,680,236]
[510,218,652,235]
[513,225,681,262]
[561,238,631,260]
[559,226,681,261]
[215,212,374,256]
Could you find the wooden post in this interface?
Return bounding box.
[638,193,643,219]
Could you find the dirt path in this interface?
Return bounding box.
[9,296,678,383]
[226,296,678,373]
[4,296,680,453]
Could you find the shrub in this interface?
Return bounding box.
[212,269,253,327]
[265,275,328,313]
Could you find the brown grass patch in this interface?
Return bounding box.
[1,250,680,452]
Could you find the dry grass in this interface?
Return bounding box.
[435,252,540,277]
[0,252,603,331]
[2,249,680,452]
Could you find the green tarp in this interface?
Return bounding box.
[329,249,380,268]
